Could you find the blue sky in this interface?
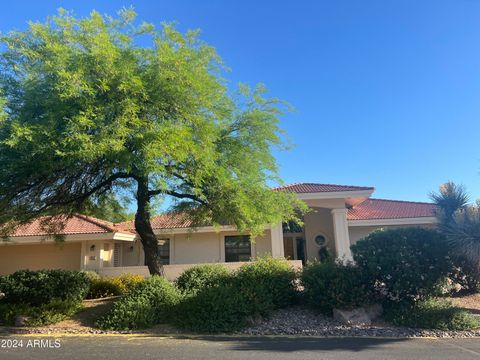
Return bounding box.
[2,0,480,202]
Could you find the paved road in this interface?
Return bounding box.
[1,335,480,359]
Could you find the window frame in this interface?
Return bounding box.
[224,235,252,263]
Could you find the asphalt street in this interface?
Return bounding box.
[1,335,480,360]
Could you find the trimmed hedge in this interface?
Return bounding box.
[302,261,375,314]
[97,276,181,330]
[351,227,452,303]
[176,264,231,294]
[0,269,90,306]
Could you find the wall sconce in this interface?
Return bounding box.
[89,245,96,252]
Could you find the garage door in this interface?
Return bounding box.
[0,242,81,275]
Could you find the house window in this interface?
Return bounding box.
[157,238,170,265]
[225,235,251,262]
[314,234,327,247]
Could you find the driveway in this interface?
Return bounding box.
[1,335,479,359]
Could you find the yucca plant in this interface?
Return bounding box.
[430,182,480,266]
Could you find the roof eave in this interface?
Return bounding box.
[296,189,375,201]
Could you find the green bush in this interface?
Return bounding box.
[174,257,297,333]
[384,299,480,330]
[0,299,82,326]
[351,228,453,303]
[111,274,145,294]
[86,274,145,299]
[302,261,375,314]
[87,278,123,299]
[450,257,480,294]
[174,283,250,333]
[97,276,181,330]
[0,269,90,306]
[234,256,297,314]
[176,264,231,294]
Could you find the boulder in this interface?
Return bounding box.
[365,304,383,320]
[333,304,384,325]
[14,315,31,327]
[333,307,371,325]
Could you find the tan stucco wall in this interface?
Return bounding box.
[168,229,275,264]
[0,242,81,275]
[172,232,223,264]
[303,208,336,262]
[124,229,277,266]
[121,241,143,267]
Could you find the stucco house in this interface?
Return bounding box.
[0,182,437,278]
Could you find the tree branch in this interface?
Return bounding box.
[148,188,207,205]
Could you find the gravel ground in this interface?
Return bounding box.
[1,304,479,338]
[238,306,480,338]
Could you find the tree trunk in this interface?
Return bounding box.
[134,177,163,276]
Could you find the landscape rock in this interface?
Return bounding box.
[333,307,371,325]
[365,304,383,320]
[14,315,31,327]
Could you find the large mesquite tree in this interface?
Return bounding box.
[0,10,305,275]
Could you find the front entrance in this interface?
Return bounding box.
[283,235,306,264]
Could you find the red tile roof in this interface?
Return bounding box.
[120,212,196,231]
[347,198,437,220]
[9,214,134,237]
[274,183,374,193]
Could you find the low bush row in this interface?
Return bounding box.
[98,256,297,332]
[0,270,145,327]
[0,299,82,326]
[1,227,478,332]
[96,276,181,330]
[0,269,90,306]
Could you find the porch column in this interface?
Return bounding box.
[79,241,86,270]
[270,223,285,257]
[330,208,352,262]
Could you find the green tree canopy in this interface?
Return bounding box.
[0,9,305,274]
[82,192,135,223]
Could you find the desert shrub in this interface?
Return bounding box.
[173,283,250,333]
[86,278,123,299]
[111,274,145,294]
[384,298,480,330]
[0,299,82,326]
[174,257,297,333]
[86,274,145,299]
[351,227,453,303]
[97,276,181,330]
[450,257,480,295]
[176,264,231,294]
[234,256,297,313]
[302,260,375,314]
[0,269,90,306]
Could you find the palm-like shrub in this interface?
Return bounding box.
[430,182,480,268]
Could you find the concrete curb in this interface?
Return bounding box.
[2,332,479,340]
